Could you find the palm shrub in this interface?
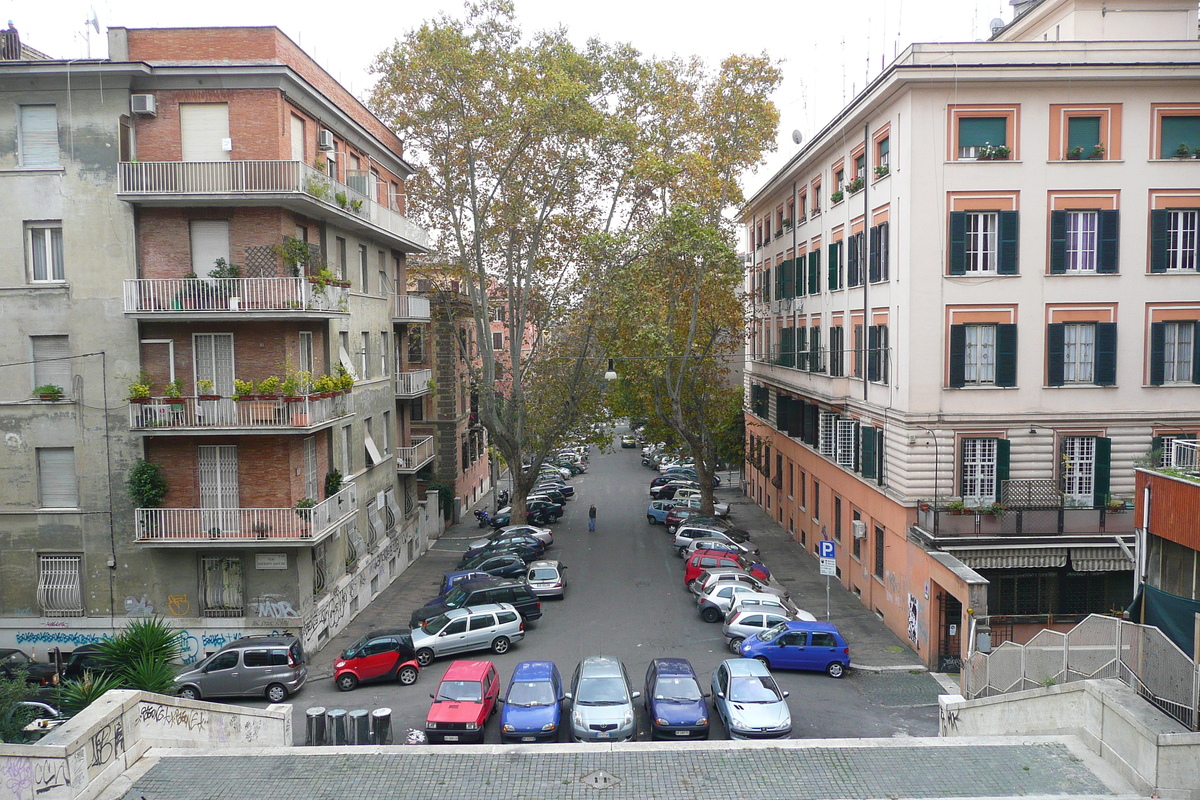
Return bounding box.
[56,671,125,717]
[94,616,182,696]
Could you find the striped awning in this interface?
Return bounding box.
[948,548,1068,570]
[1070,546,1134,572]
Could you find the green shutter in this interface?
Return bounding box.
[867,325,880,382]
[809,250,820,294]
[1049,211,1067,274]
[780,259,793,298]
[804,403,819,446]
[787,397,804,437]
[949,212,967,275]
[847,234,859,285]
[1150,210,1169,273]
[998,210,1019,274]
[763,267,772,302]
[1067,116,1101,152]
[780,327,794,368]
[869,225,881,283]
[796,328,808,371]
[811,327,822,373]
[1193,322,1200,384]
[1092,437,1112,508]
[774,264,783,300]
[1097,210,1119,274]
[828,242,840,290]
[879,221,890,281]
[949,324,967,387]
[796,254,806,296]
[1160,116,1200,158]
[1149,322,1166,386]
[860,427,876,479]
[959,117,1008,148]
[1095,322,1117,386]
[1047,323,1065,386]
[994,438,1011,502]
[875,427,885,485]
[996,323,1018,387]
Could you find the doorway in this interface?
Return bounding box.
[937,591,964,672]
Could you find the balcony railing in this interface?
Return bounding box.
[1167,439,1199,471]
[916,504,1136,537]
[393,293,431,321]
[135,483,357,543]
[394,369,433,398]
[123,277,347,315]
[118,160,429,251]
[396,435,435,474]
[128,393,353,431]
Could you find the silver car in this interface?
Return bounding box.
[697,582,766,623]
[723,607,816,654]
[692,570,789,601]
[468,524,554,550]
[711,658,791,740]
[410,603,524,666]
[174,634,306,703]
[566,656,640,742]
[525,559,566,598]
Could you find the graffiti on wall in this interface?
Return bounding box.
[15,630,107,647]
[907,593,919,644]
[123,595,154,617]
[167,594,190,616]
[248,595,300,619]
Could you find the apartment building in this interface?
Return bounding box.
[0,25,440,662]
[740,0,1200,669]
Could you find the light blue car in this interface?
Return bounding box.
[646,499,675,525]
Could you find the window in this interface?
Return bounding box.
[1050,210,1119,274]
[359,245,369,290]
[199,556,243,617]
[807,250,821,294]
[1060,436,1096,506]
[382,411,391,455]
[19,105,59,168]
[380,332,389,376]
[28,223,64,282]
[957,116,1007,159]
[1159,115,1200,159]
[950,323,1017,388]
[1150,321,1199,385]
[828,326,845,377]
[834,169,845,193]
[1151,210,1199,273]
[364,417,383,466]
[811,182,821,214]
[37,555,82,617]
[847,232,863,286]
[812,479,820,520]
[799,470,807,508]
[827,240,842,290]
[1067,116,1101,155]
[1048,321,1115,387]
[341,424,353,474]
[961,437,1010,506]
[877,137,890,168]
[834,497,842,541]
[410,397,425,422]
[298,332,314,380]
[810,326,822,373]
[492,331,504,350]
[360,331,370,379]
[965,325,995,384]
[949,211,1019,275]
[854,154,866,180]
[335,237,347,280]
[867,325,888,384]
[873,526,885,579]
[31,335,71,395]
[37,447,78,508]
[819,411,837,459]
[853,324,864,377]
[835,419,858,469]
[869,222,889,283]
[852,511,862,560]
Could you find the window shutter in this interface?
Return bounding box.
[811,327,822,373]
[180,103,232,162]
[38,448,78,508]
[776,392,789,430]
[1047,323,1066,386]
[1152,435,1164,459]
[1092,437,1112,508]
[996,324,1018,387]
[774,265,782,301]
[879,326,889,384]
[1149,322,1166,386]
[994,439,1011,502]
[860,427,876,479]
[828,242,841,290]
[1149,210,1169,274]
[19,105,59,168]
[847,234,859,286]
[1067,116,1101,152]
[867,326,880,382]
[795,256,806,296]
[780,327,794,368]
[804,403,819,446]
[809,250,820,294]
[1049,211,1067,274]
[786,397,804,438]
[1094,322,1117,386]
[998,211,1019,274]
[875,428,886,485]
[959,117,1007,148]
[949,212,967,275]
[780,259,793,298]
[796,328,808,371]
[1097,210,1119,274]
[1192,322,1200,384]
[763,267,771,302]
[869,225,881,283]
[879,221,890,281]
[949,325,967,387]
[32,335,72,394]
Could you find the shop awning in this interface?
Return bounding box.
[1070,546,1134,572]
[948,547,1068,569]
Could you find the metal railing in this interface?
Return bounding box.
[128,393,353,431]
[394,368,433,397]
[123,276,347,314]
[118,160,429,250]
[135,483,357,542]
[916,504,1136,537]
[1168,439,1199,470]
[396,435,434,473]
[963,613,1200,730]
[392,293,431,321]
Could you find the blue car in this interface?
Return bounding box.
[439,570,490,596]
[643,658,709,739]
[739,620,851,678]
[500,661,564,742]
[646,499,675,525]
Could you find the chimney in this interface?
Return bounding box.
[1,20,21,60]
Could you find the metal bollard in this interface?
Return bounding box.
[370,707,392,745]
[348,709,370,745]
[326,708,348,746]
[305,707,327,746]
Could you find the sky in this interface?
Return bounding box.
[7,0,1013,186]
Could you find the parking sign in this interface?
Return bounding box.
[817,540,836,559]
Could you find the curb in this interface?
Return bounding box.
[852,663,928,674]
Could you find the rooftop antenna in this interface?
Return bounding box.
[84,6,100,58]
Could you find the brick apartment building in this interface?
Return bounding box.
[0,25,443,665]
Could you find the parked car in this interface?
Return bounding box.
[0,649,59,688]
[454,553,528,580]
[728,592,806,618]
[534,480,574,498]
[174,634,306,702]
[410,577,542,627]
[524,559,567,598]
[620,434,637,448]
[526,494,568,513]
[532,487,570,506]
[643,658,709,740]
[410,604,525,667]
[691,569,789,601]
[663,506,703,533]
[696,582,768,623]
[489,501,562,528]
[500,660,564,743]
[566,656,640,743]
[710,658,791,740]
[425,660,500,743]
[658,459,695,474]
[723,607,816,654]
[684,551,770,586]
[61,644,106,681]
[672,495,731,517]
[738,621,851,678]
[461,533,546,563]
[334,629,420,691]
[673,525,753,557]
[651,480,700,501]
[457,545,542,571]
[440,570,492,596]
[469,525,553,550]
[646,499,676,525]
[683,537,761,562]
[663,467,721,486]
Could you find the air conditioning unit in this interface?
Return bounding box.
[317,129,335,151]
[130,94,157,116]
[852,520,867,539]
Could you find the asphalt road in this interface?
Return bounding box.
[245,427,942,743]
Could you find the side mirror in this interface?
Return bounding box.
[563,691,573,701]
[496,698,505,704]
[783,690,790,698]
[630,691,641,699]
[702,691,711,699]
[715,691,724,699]
[429,693,435,699]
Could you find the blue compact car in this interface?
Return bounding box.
[439,570,490,596]
[643,658,709,739]
[500,661,564,742]
[739,621,851,678]
[646,499,675,525]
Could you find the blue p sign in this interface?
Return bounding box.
[818,540,836,559]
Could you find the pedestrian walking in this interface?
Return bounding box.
[588,504,596,532]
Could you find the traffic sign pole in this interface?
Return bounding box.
[817,541,837,622]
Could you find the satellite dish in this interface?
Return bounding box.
[791,130,804,146]
[86,7,101,34]
[989,17,1005,35]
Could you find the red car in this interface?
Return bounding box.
[425,660,500,743]
[663,506,702,532]
[334,629,420,691]
[683,551,771,586]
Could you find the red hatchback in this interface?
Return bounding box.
[683,551,770,586]
[334,629,420,691]
[425,660,500,743]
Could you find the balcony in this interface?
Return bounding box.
[134,483,357,547]
[393,293,431,322]
[395,369,433,398]
[117,160,429,253]
[396,435,435,474]
[128,392,353,434]
[123,277,348,320]
[915,504,1136,539]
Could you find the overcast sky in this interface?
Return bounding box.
[9,0,1012,185]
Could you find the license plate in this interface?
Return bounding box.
[443,735,458,741]
[521,736,535,742]
[675,730,689,736]
[596,731,611,739]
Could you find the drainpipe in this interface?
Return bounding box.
[862,122,870,405]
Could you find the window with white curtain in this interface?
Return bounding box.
[1063,323,1096,383]
[28,223,64,282]
[1061,436,1096,506]
[964,324,996,384]
[960,438,997,506]
[1164,321,1195,383]
[1065,211,1098,272]
[964,212,999,273]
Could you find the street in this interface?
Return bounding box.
[246,427,944,743]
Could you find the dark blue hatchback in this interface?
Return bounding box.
[643,658,709,739]
[500,661,564,742]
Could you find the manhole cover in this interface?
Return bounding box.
[579,770,621,789]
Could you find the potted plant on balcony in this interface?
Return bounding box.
[257,375,281,398]
[127,373,152,404]
[1066,145,1085,160]
[164,378,184,409]
[252,521,272,539]
[830,189,844,204]
[34,384,64,401]
[325,470,344,499]
[127,459,168,537]
[348,198,364,213]
[1106,496,1128,513]
[847,176,865,193]
[312,373,338,398]
[335,191,349,209]
[1173,143,1191,159]
[978,502,1006,518]
[874,164,889,178]
[196,379,220,401]
[334,364,355,394]
[1089,143,1105,160]
[295,497,316,523]
[946,500,969,515]
[233,379,256,401]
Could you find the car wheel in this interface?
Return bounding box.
[266,683,288,703]
[491,636,510,655]
[336,673,359,692]
[178,686,199,701]
[728,637,744,654]
[677,547,688,559]
[646,515,656,525]
[666,525,677,534]
[397,666,419,686]
[701,607,722,623]
[826,661,846,679]
[755,656,771,669]
[416,648,434,667]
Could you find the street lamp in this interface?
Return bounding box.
[603,358,618,381]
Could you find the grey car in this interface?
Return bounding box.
[410,603,524,666]
[710,658,791,740]
[696,582,769,623]
[525,559,566,598]
[566,656,640,742]
[692,569,789,601]
[723,607,815,654]
[173,634,306,703]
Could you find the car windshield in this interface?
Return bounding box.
[436,680,482,702]
[0,651,30,666]
[528,568,558,581]
[443,586,470,607]
[576,676,629,706]
[653,676,702,702]
[423,615,452,634]
[729,675,784,704]
[341,636,370,659]
[758,622,788,643]
[506,681,557,707]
